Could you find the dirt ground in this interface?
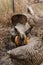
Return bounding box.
[0,23,14,65]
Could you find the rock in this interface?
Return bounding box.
[40,63,43,65]
[27,3,43,17]
[39,0,43,3]
[31,26,43,38]
[7,37,43,65]
[27,3,43,27]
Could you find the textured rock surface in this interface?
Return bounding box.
[28,3,43,16]
[8,37,43,65]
